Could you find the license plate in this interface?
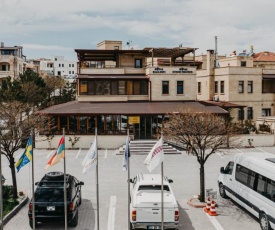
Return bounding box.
[47,206,55,211]
[147,226,161,229]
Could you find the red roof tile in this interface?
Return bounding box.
[254,51,275,62]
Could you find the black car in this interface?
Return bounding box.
[28,171,84,228]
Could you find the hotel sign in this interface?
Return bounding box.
[153,67,166,73]
[172,67,193,73]
[128,116,140,124]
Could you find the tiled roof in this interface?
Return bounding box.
[39,101,228,115]
[254,51,275,62]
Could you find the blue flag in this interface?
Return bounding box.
[15,136,33,172]
[122,135,130,171]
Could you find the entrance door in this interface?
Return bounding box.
[133,116,152,140]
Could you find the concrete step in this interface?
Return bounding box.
[117,140,181,155]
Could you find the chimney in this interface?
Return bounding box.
[206,49,215,76]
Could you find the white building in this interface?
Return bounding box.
[40,56,77,78]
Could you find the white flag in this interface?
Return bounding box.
[144,137,164,172]
[82,136,97,174]
[122,135,130,171]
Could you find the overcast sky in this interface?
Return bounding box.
[1,0,274,61]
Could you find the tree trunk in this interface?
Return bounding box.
[9,157,18,198]
[199,165,205,202]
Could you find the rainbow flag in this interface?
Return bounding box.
[45,137,65,169]
[15,136,33,172]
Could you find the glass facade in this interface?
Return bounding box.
[79,79,148,96]
[48,114,168,139]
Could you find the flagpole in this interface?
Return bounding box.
[31,131,36,230]
[0,142,3,230]
[161,133,164,230]
[96,128,99,230]
[63,128,67,230]
[127,129,130,230]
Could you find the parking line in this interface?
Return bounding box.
[76,148,82,158]
[107,196,116,230]
[206,214,224,230]
[47,150,55,158]
[234,148,243,153]
[255,147,269,153]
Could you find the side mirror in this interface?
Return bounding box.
[35,182,39,186]
[78,181,84,186]
[168,179,173,183]
[220,167,225,174]
[129,179,133,183]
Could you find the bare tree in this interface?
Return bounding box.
[0,101,51,198]
[162,108,236,202]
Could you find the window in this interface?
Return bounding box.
[72,71,74,74]
[248,81,253,93]
[69,64,71,67]
[140,81,148,95]
[247,107,253,120]
[241,61,246,67]
[95,81,102,95]
[72,64,74,67]
[262,108,271,117]
[177,81,184,94]
[59,64,61,67]
[238,109,244,120]
[111,81,118,95]
[133,81,140,95]
[114,46,119,50]
[162,81,169,94]
[235,164,249,185]
[135,59,142,68]
[69,71,71,74]
[118,81,126,95]
[238,81,244,93]
[79,81,88,94]
[257,175,267,195]
[224,161,234,175]
[198,82,201,94]
[220,81,224,94]
[104,81,110,95]
[127,81,133,95]
[214,81,218,93]
[62,64,64,67]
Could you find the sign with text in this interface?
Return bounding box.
[129,116,140,124]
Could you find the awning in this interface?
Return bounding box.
[39,101,228,116]
[78,74,148,79]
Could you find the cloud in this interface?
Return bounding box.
[2,0,275,59]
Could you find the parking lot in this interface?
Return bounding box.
[2,146,274,230]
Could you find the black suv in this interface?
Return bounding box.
[28,171,84,228]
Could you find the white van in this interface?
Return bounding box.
[218,152,275,230]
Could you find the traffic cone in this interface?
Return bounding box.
[208,200,218,216]
[204,197,211,213]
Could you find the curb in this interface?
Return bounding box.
[3,196,29,225]
[187,198,206,208]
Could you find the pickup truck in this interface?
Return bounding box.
[129,173,179,230]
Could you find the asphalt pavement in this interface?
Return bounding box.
[2,146,272,230]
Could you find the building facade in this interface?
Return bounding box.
[0,42,26,83]
[196,50,275,123]
[40,56,77,78]
[39,40,228,141]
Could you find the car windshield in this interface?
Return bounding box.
[138,185,170,191]
[35,187,70,202]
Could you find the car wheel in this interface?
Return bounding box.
[260,212,271,230]
[219,183,228,198]
[69,210,78,227]
[44,171,64,180]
